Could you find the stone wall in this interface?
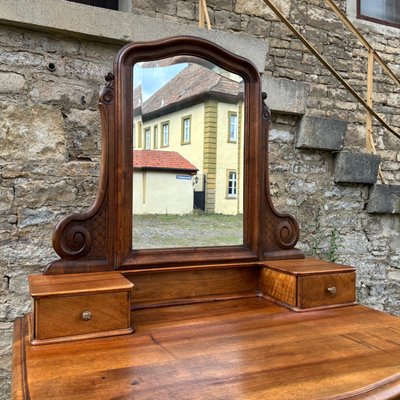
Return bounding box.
[1,0,400,398]
[0,26,119,398]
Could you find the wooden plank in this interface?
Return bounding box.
[198,0,204,28]
[366,49,374,154]
[261,257,355,276]
[29,272,133,297]
[128,267,260,303]
[16,302,400,399]
[11,317,30,400]
[201,0,211,30]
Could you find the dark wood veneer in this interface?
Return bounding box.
[47,36,302,275]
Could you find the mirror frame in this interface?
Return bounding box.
[47,36,302,274]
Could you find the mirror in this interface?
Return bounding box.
[132,57,245,249]
[48,36,302,274]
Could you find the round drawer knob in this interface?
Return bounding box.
[81,310,92,321]
[327,286,337,295]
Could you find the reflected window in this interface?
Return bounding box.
[153,125,158,149]
[228,112,238,143]
[227,170,237,198]
[358,0,400,27]
[182,116,191,144]
[144,128,151,149]
[162,122,169,147]
[137,122,142,148]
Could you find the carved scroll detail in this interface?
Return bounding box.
[262,92,300,252]
[56,224,91,259]
[101,73,115,104]
[262,92,272,126]
[50,74,113,264]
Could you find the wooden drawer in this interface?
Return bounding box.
[260,258,356,311]
[29,272,134,344]
[34,292,130,340]
[298,272,355,308]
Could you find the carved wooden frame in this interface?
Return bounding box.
[46,36,302,274]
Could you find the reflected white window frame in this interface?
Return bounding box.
[181,115,191,145]
[161,121,169,147]
[144,127,151,149]
[228,112,238,143]
[153,125,158,149]
[137,121,143,148]
[227,170,237,198]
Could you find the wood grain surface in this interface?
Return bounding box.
[14,298,400,400]
[258,267,297,306]
[29,272,133,297]
[126,267,260,304]
[34,292,130,340]
[299,272,356,308]
[263,257,355,275]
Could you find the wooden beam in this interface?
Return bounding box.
[324,0,400,87]
[366,49,374,154]
[199,0,204,28]
[261,0,400,141]
[199,0,211,30]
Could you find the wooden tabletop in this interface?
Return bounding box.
[13,297,400,399]
[262,257,356,275]
[28,272,134,297]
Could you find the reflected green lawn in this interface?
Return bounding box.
[133,213,243,249]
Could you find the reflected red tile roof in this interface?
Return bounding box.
[133,150,198,173]
[142,63,243,115]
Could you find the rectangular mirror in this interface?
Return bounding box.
[132,56,244,249]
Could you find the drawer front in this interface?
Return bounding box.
[298,272,355,308]
[35,292,130,340]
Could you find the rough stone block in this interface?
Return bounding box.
[334,152,381,184]
[14,178,77,207]
[247,16,271,37]
[17,206,57,228]
[262,76,308,115]
[29,79,95,109]
[0,0,268,73]
[236,0,290,19]
[0,104,66,162]
[296,115,347,151]
[176,1,195,19]
[0,72,26,93]
[367,185,400,214]
[0,187,14,213]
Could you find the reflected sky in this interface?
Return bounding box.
[134,63,187,101]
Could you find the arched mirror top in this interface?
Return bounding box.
[47,36,302,275]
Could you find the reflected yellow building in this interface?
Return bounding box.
[133,63,244,215]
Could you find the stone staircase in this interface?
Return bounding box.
[295,114,399,214]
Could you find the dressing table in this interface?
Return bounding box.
[11,36,400,399]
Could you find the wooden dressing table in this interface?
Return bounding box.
[11,36,400,399]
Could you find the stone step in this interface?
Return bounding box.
[295,115,347,151]
[367,184,400,214]
[334,151,381,184]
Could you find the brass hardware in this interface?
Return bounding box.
[81,311,92,321]
[327,287,337,295]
